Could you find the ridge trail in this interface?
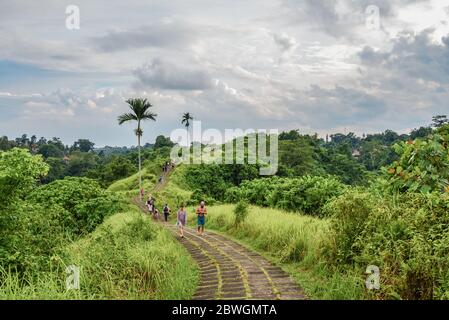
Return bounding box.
[135,165,306,300]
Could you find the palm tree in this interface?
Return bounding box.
[118,98,157,200]
[181,112,194,147]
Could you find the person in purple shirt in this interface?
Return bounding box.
[177,205,187,238]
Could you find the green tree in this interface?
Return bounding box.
[37,137,47,147]
[359,140,397,171]
[43,157,67,183]
[16,134,29,147]
[38,143,64,158]
[154,135,174,149]
[71,139,95,152]
[329,133,360,149]
[0,136,13,151]
[48,137,65,151]
[88,156,136,186]
[386,131,449,194]
[28,177,121,235]
[0,148,49,207]
[118,98,157,199]
[279,130,301,141]
[66,151,98,177]
[432,115,449,128]
[383,130,400,145]
[278,139,319,176]
[322,144,369,185]
[410,126,433,140]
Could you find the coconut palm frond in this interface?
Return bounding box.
[118,113,138,125]
[182,112,193,127]
[123,98,157,121]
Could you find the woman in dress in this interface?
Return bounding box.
[177,205,187,238]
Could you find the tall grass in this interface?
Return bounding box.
[324,190,449,300]
[0,268,85,300]
[107,168,156,195]
[0,206,198,300]
[197,204,365,299]
[203,205,326,263]
[106,166,366,299]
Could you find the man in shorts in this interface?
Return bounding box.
[196,201,207,236]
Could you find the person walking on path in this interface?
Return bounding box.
[148,196,157,219]
[196,201,207,236]
[177,205,187,238]
[146,195,153,215]
[154,208,160,221]
[163,203,171,222]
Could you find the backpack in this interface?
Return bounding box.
[163,206,169,214]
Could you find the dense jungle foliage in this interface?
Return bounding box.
[1,116,449,299]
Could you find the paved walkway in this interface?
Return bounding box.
[136,166,306,300]
[164,223,306,300]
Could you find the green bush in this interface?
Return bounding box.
[74,193,123,233]
[0,149,59,272]
[223,186,243,203]
[29,177,103,209]
[324,190,449,299]
[270,176,347,215]
[385,131,449,194]
[187,189,216,206]
[234,201,249,225]
[184,164,259,201]
[240,178,281,207]
[0,209,199,299]
[224,176,347,216]
[0,148,49,207]
[323,190,378,264]
[28,177,123,236]
[0,202,67,272]
[184,165,230,201]
[0,175,123,272]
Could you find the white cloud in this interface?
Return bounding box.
[0,0,448,145]
[273,33,297,52]
[91,20,198,52]
[133,59,214,91]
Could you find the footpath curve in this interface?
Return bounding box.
[164,223,306,300]
[136,166,306,300]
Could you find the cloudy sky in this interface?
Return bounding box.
[1,0,449,147]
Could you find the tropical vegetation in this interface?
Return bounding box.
[1,109,449,300]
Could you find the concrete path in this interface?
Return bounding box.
[136,166,306,300]
[164,223,306,300]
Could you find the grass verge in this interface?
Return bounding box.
[193,204,365,300]
[0,205,198,300]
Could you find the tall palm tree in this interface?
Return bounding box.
[181,112,194,147]
[118,98,157,200]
